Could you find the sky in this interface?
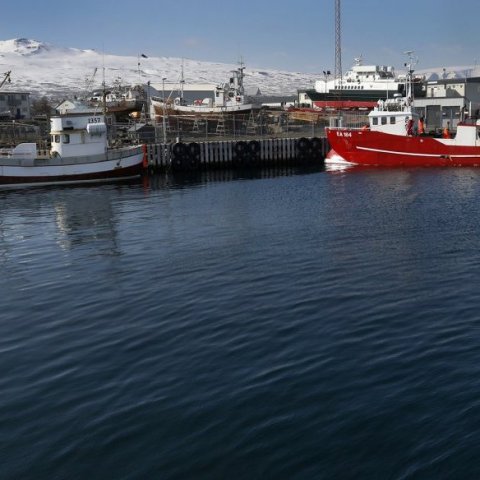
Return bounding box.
[1,0,479,74]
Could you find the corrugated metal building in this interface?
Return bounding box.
[414,76,480,131]
[0,91,31,120]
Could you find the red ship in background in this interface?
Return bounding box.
[325,57,480,168]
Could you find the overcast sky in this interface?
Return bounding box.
[1,0,479,73]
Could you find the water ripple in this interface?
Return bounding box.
[3,170,480,478]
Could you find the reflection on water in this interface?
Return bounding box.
[146,165,326,191]
[3,166,480,479]
[0,181,144,256]
[53,190,118,252]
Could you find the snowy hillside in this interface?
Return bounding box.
[0,38,319,98]
[1,39,477,100]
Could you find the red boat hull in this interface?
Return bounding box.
[326,128,480,167]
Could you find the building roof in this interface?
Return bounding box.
[427,76,480,85]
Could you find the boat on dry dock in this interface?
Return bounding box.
[312,56,425,103]
[0,113,144,185]
[151,64,258,119]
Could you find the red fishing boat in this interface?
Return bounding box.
[325,61,480,168]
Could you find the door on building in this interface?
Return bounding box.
[426,105,441,132]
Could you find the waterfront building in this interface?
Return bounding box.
[0,91,31,120]
[414,76,480,131]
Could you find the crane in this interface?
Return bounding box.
[83,67,98,99]
[0,71,12,90]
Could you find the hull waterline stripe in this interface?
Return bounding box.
[357,146,480,159]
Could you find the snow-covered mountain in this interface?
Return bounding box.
[1,39,477,100]
[0,38,319,99]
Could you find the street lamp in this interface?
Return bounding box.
[162,77,167,144]
[323,70,331,93]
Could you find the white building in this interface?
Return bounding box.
[55,99,97,115]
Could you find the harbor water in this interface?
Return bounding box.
[2,166,480,479]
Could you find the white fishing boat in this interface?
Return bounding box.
[151,64,258,119]
[0,112,145,185]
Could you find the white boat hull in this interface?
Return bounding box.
[0,147,144,185]
[151,99,256,118]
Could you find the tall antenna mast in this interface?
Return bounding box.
[334,0,342,90]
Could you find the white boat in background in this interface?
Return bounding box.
[151,64,258,119]
[0,113,144,185]
[312,56,425,103]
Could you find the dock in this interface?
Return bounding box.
[144,136,329,171]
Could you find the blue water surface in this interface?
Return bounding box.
[2,166,480,479]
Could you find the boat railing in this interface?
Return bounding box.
[327,126,365,131]
[374,97,410,112]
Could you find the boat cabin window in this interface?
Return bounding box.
[53,135,60,143]
[390,117,396,124]
[381,117,387,125]
[372,117,378,125]
[63,134,70,144]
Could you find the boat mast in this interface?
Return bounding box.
[180,59,185,104]
[403,51,417,104]
[102,66,107,116]
[237,56,245,96]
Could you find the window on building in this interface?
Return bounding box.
[63,134,70,144]
[0,95,4,101]
[53,135,60,143]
